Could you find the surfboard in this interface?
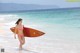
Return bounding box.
[10,27,45,37]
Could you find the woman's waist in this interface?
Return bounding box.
[17,30,24,35]
[17,32,24,35]
[18,31,23,33]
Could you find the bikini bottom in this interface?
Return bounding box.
[18,34,24,38]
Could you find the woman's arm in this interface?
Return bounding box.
[14,25,17,39]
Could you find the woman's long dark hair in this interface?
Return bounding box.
[15,18,22,25]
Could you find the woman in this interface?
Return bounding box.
[14,18,25,50]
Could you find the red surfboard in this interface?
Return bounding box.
[10,27,45,37]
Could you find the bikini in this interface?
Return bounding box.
[17,26,24,38]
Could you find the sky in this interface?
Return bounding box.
[0,0,80,8]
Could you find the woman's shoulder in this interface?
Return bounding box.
[15,24,24,27]
[22,25,24,27]
[15,25,18,28]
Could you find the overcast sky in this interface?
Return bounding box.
[0,0,80,8]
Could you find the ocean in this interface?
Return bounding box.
[0,8,80,53]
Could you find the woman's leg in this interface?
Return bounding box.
[18,36,23,49]
[22,37,25,45]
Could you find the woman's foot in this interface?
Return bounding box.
[19,45,23,50]
[19,47,23,50]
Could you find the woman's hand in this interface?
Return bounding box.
[14,34,16,39]
[14,25,17,39]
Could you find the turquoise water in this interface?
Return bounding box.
[1,8,80,41]
[18,9,80,41]
[14,8,80,28]
[11,8,80,41]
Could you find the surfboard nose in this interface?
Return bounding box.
[41,32,45,35]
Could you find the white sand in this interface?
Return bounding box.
[0,14,80,53]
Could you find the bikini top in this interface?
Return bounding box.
[18,25,23,30]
